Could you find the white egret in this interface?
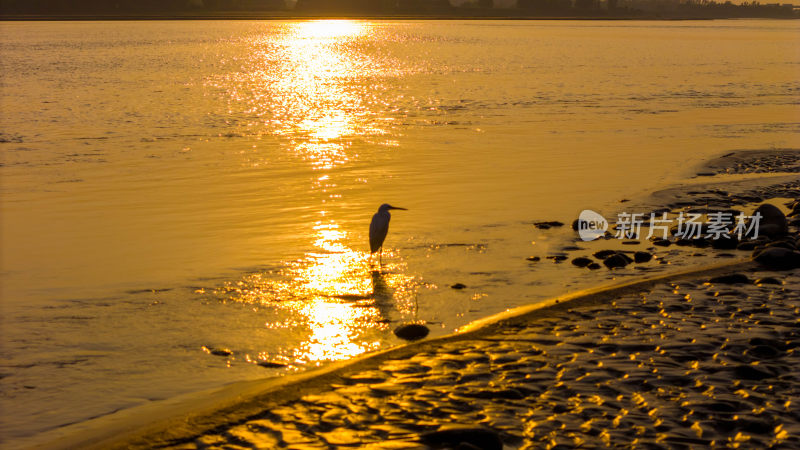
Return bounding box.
[369,203,407,264]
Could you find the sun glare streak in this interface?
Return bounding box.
[294,20,366,41]
[198,21,419,364]
[204,20,399,167]
[209,217,419,364]
[272,20,369,165]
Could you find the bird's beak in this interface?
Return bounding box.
[389,206,407,210]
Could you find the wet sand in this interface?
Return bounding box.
[36,149,800,449]
[182,264,799,449]
[43,258,799,449]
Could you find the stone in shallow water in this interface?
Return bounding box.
[571,257,592,267]
[634,251,652,263]
[753,203,788,238]
[394,324,430,341]
[257,360,287,368]
[205,347,232,357]
[534,221,564,229]
[753,247,800,270]
[593,250,617,259]
[451,283,467,289]
[603,254,630,269]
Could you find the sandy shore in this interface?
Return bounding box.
[46,259,799,449]
[36,149,800,449]
[181,267,800,449]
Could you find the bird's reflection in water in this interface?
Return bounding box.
[369,269,395,322]
[370,270,391,302]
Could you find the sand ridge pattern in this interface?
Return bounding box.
[168,268,799,449]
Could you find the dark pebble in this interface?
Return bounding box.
[451,283,467,289]
[753,203,788,238]
[753,247,800,270]
[394,323,430,341]
[593,250,617,259]
[634,251,652,263]
[209,348,232,357]
[603,254,630,269]
[571,257,593,267]
[652,239,671,247]
[535,221,564,229]
[708,273,751,284]
[621,240,640,245]
[526,256,540,262]
[546,255,568,262]
[257,361,287,368]
[587,263,602,270]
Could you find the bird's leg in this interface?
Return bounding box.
[379,248,383,266]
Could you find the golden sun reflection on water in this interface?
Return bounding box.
[212,218,419,364]
[248,20,391,169]
[206,20,396,170]
[205,21,419,364]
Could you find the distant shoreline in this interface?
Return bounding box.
[1,13,797,21]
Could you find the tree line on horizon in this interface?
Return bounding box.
[0,0,796,17]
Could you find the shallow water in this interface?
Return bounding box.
[0,19,798,445]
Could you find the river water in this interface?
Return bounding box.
[0,19,798,446]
